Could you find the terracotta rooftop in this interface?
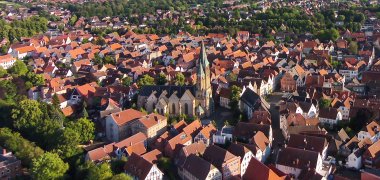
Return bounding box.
[110,109,146,126]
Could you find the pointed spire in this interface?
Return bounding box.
[197,58,204,77]
[200,41,209,67]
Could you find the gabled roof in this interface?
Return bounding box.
[0,54,15,64]
[139,85,196,98]
[366,140,380,158]
[240,88,260,108]
[276,147,319,170]
[228,143,251,160]
[114,132,147,149]
[365,121,380,137]
[243,157,286,180]
[338,129,350,142]
[183,154,218,179]
[110,109,146,126]
[76,83,97,97]
[141,149,162,164]
[135,113,166,129]
[203,145,239,169]
[124,153,158,180]
[252,131,270,151]
[183,119,202,138]
[87,143,115,162]
[233,122,270,140]
[319,108,339,119]
[197,124,216,139]
[287,134,327,154]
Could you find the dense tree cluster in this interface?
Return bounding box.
[64,1,367,41]
[0,128,44,167]
[0,16,48,43]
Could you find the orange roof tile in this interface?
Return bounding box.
[15,45,36,53]
[111,109,146,126]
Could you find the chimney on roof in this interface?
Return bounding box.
[2,149,6,155]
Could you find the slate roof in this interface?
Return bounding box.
[240,88,260,108]
[276,147,319,170]
[183,154,217,180]
[287,134,327,153]
[203,145,239,170]
[139,85,196,97]
[124,153,156,180]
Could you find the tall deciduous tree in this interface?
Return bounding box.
[31,152,69,180]
[9,60,28,76]
[319,98,332,109]
[52,94,60,109]
[66,118,95,144]
[122,76,133,86]
[111,173,133,180]
[137,74,155,86]
[55,127,81,158]
[0,67,7,77]
[175,72,185,86]
[86,163,113,180]
[348,41,358,55]
[157,73,167,85]
[229,85,242,113]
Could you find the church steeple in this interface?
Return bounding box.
[195,40,212,117]
[200,41,209,68]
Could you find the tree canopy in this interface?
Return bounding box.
[137,74,155,86]
[31,152,69,180]
[8,60,28,76]
[175,72,185,86]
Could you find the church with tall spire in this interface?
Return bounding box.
[137,41,213,118]
[195,41,213,116]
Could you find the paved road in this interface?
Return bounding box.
[266,92,287,164]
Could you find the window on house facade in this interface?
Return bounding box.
[172,103,175,114]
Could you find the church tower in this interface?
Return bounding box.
[196,41,212,117]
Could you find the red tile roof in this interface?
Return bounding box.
[243,157,286,180]
[110,109,146,126]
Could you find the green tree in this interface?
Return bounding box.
[0,80,17,103]
[157,73,167,85]
[86,163,113,180]
[25,71,45,86]
[67,118,95,144]
[0,128,44,167]
[348,41,358,55]
[122,76,133,86]
[8,60,28,76]
[0,66,7,77]
[229,85,242,113]
[137,74,155,86]
[104,55,115,65]
[82,102,89,118]
[111,174,133,180]
[319,98,332,109]
[69,14,78,26]
[93,53,103,65]
[111,156,127,174]
[52,94,60,109]
[55,127,81,158]
[95,37,106,46]
[175,72,185,86]
[337,15,345,21]
[31,152,69,180]
[12,99,43,130]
